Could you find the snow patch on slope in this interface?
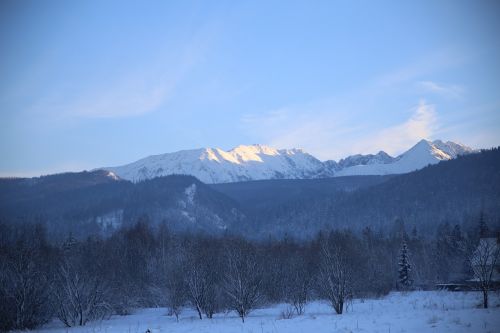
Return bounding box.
[105,171,120,180]
[95,210,123,230]
[184,184,196,205]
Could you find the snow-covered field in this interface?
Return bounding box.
[32,291,500,333]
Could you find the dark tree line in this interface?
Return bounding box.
[0,216,488,331]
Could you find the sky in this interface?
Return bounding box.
[1,0,499,177]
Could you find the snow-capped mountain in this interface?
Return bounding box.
[333,139,475,176]
[102,144,328,184]
[326,151,395,172]
[101,140,475,183]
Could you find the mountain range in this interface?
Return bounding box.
[1,147,498,240]
[101,139,475,183]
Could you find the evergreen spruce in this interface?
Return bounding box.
[479,211,489,237]
[398,240,412,289]
[411,225,418,240]
[62,232,78,251]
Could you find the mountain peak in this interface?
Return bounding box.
[400,139,451,164]
[415,138,433,146]
[230,144,279,156]
[403,139,475,161]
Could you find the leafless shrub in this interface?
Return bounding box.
[279,305,295,319]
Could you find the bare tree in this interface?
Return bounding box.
[165,267,185,322]
[53,239,112,328]
[222,242,262,322]
[317,238,352,315]
[471,236,500,308]
[283,254,312,315]
[185,252,205,320]
[183,239,223,319]
[0,243,52,330]
[199,246,223,319]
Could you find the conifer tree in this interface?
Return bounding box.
[398,240,412,289]
[479,211,489,237]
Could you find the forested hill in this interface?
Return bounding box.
[210,175,392,211]
[0,148,499,240]
[228,147,500,239]
[0,173,244,239]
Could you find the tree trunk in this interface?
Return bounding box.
[196,306,203,320]
[483,290,488,309]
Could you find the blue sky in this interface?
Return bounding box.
[1,0,499,176]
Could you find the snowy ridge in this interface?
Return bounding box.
[334,139,475,176]
[101,140,475,183]
[102,144,327,184]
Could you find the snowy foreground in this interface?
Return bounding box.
[33,291,499,333]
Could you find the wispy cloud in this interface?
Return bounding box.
[242,100,437,160]
[241,49,463,160]
[353,101,437,156]
[23,24,217,120]
[69,78,175,118]
[241,108,289,124]
[241,97,368,160]
[26,66,181,120]
[374,47,467,89]
[417,81,464,99]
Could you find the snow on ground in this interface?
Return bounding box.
[32,291,500,333]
